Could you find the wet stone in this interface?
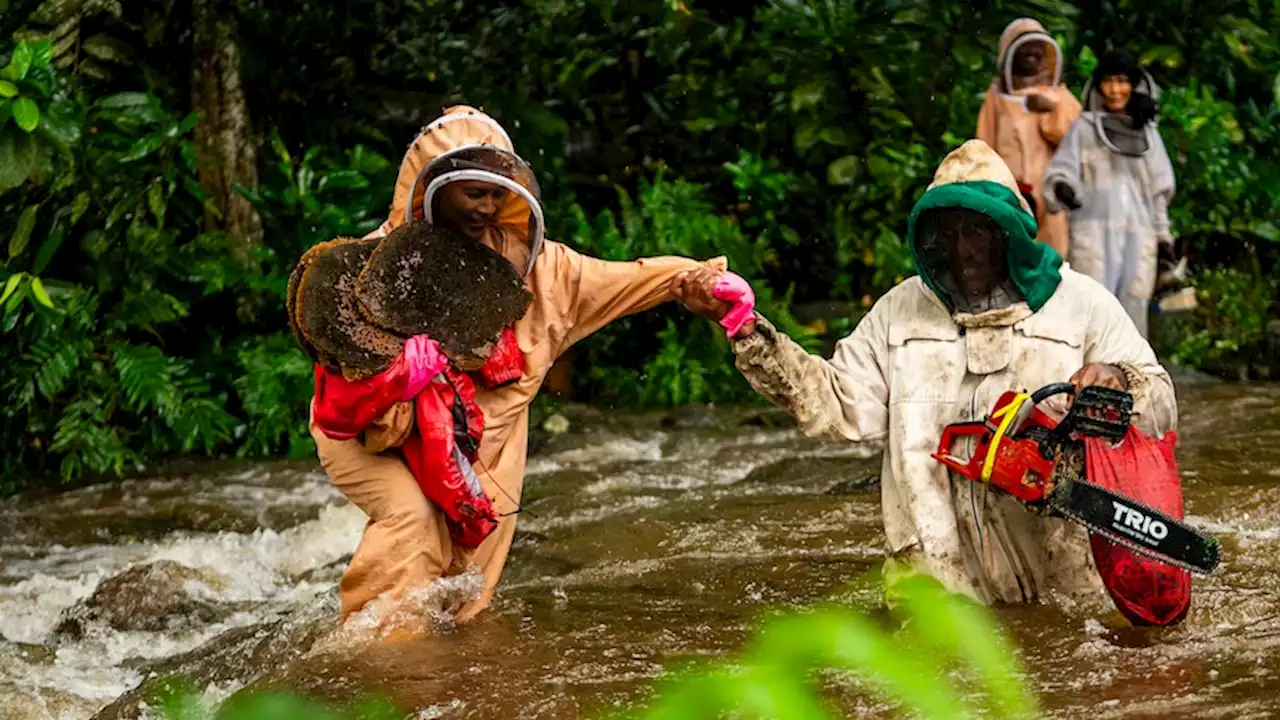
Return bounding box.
[54,560,234,639]
[827,475,881,495]
[738,456,881,491]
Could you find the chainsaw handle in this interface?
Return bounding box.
[932,421,987,478]
[1030,382,1076,404]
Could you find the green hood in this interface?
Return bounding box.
[906,140,1062,311]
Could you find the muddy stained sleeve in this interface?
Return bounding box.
[1042,118,1086,214]
[1038,85,1082,147]
[558,243,728,351]
[730,311,889,444]
[1083,289,1177,437]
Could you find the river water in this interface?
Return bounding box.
[1,383,1278,719]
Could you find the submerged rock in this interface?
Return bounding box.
[826,475,881,495]
[91,594,339,720]
[737,456,880,491]
[55,560,233,639]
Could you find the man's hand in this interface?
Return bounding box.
[670,268,757,337]
[1069,363,1128,394]
[1026,92,1058,113]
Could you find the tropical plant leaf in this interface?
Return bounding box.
[32,227,62,274]
[30,337,85,399]
[29,276,53,307]
[111,342,179,414]
[9,204,38,259]
[12,97,39,132]
[0,272,23,304]
[6,42,32,80]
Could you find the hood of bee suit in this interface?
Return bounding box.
[907,139,1062,312]
[367,105,545,275]
[420,146,546,277]
[995,18,1064,93]
[370,105,515,237]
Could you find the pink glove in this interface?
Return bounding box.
[712,272,756,338]
[401,334,448,401]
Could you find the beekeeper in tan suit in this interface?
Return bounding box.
[311,106,726,632]
[977,17,1082,258]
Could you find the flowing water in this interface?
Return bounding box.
[2,383,1279,719]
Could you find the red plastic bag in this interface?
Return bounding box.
[1083,427,1191,626]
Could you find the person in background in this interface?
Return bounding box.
[1043,49,1177,339]
[309,106,727,635]
[977,17,1082,259]
[670,139,1177,609]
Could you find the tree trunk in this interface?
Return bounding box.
[192,0,261,257]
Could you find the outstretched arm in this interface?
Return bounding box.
[674,267,890,443]
[556,242,728,351]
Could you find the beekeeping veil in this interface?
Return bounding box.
[408,146,546,278]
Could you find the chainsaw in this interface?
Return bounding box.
[932,382,1220,575]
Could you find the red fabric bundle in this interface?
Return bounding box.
[312,328,525,548]
[1083,427,1191,626]
[401,366,496,547]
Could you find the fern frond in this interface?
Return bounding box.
[30,337,89,399]
[108,289,188,331]
[171,397,237,453]
[51,397,130,481]
[111,342,180,414]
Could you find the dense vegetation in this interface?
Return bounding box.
[0,0,1277,491]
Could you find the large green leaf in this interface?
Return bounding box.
[32,227,63,274]
[5,43,32,80]
[38,100,82,148]
[321,169,370,190]
[120,134,165,162]
[29,39,53,69]
[8,204,38,259]
[70,191,91,225]
[827,155,860,185]
[0,81,16,98]
[29,276,52,308]
[0,131,35,189]
[0,272,22,305]
[97,92,152,109]
[12,98,39,132]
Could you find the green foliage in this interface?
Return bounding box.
[624,573,1039,719]
[1169,267,1276,374]
[0,49,321,492]
[1,0,1278,489]
[568,172,816,407]
[154,680,404,720]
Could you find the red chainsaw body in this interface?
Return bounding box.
[932,390,1062,506]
